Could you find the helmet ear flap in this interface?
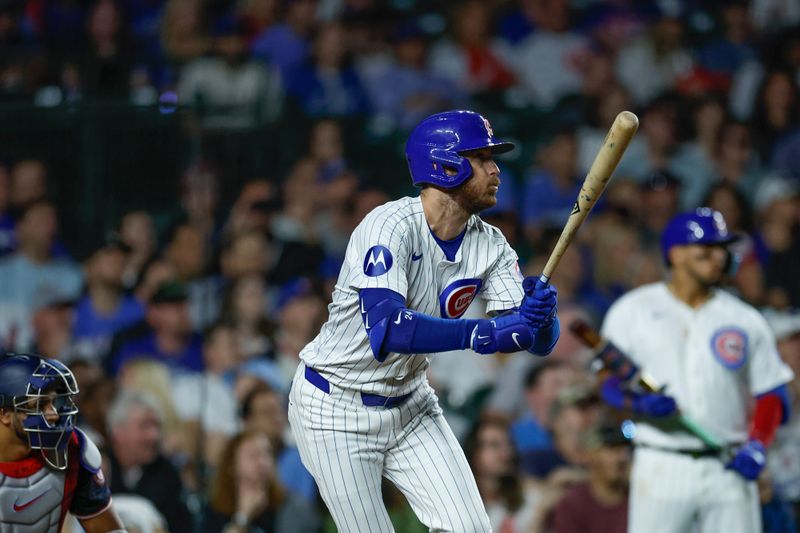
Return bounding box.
[429,149,472,187]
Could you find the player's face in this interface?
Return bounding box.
[457,148,501,214]
[673,244,728,286]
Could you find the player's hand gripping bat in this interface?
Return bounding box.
[570,319,724,451]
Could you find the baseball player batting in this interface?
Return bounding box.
[600,208,794,533]
[287,110,559,531]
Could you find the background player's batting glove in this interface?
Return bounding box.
[471,313,534,354]
[520,277,558,330]
[726,440,766,481]
[631,392,678,417]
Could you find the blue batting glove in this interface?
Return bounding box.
[520,277,558,330]
[726,440,766,481]
[471,313,534,355]
[631,393,678,418]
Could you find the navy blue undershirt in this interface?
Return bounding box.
[430,226,467,261]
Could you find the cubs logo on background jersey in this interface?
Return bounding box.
[440,279,482,319]
[711,327,748,369]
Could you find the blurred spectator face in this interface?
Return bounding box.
[596,86,631,128]
[525,364,571,425]
[453,1,490,45]
[234,275,266,323]
[552,400,601,463]
[706,185,745,232]
[243,388,285,441]
[718,123,752,168]
[310,120,343,164]
[88,0,121,43]
[352,189,389,226]
[641,174,680,230]
[723,4,749,42]
[17,202,57,253]
[112,404,162,466]
[217,34,247,62]
[277,294,327,356]
[530,0,570,32]
[762,71,795,117]
[223,232,270,278]
[539,132,577,179]
[86,247,127,288]
[120,211,155,256]
[182,163,218,218]
[314,23,347,67]
[286,0,318,30]
[10,160,47,208]
[32,302,74,346]
[652,18,683,52]
[474,423,515,479]
[166,224,205,280]
[204,325,241,374]
[146,301,190,336]
[395,36,427,68]
[581,51,613,96]
[588,443,631,491]
[240,0,277,29]
[235,433,275,485]
[642,105,677,150]
[694,98,725,140]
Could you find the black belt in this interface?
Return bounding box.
[638,443,722,459]
[304,366,412,408]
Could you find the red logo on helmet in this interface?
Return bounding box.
[440,279,483,319]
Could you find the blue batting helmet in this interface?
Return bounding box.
[405,110,515,188]
[0,353,79,470]
[660,208,739,265]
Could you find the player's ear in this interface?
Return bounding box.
[0,407,15,427]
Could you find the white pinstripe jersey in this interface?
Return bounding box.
[601,282,794,449]
[300,196,524,396]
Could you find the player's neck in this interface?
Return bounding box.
[419,188,469,240]
[0,433,31,463]
[666,277,712,308]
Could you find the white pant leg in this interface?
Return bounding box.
[288,366,395,533]
[697,455,761,533]
[628,447,761,533]
[628,447,699,533]
[383,391,491,533]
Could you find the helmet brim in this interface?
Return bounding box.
[458,141,515,155]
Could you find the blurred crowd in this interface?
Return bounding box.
[2,0,800,532]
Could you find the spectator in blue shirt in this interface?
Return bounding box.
[0,200,83,338]
[522,127,585,242]
[109,281,203,376]
[72,234,145,363]
[511,361,572,455]
[250,0,318,79]
[285,21,370,117]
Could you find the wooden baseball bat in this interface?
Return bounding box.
[569,319,724,451]
[539,111,639,284]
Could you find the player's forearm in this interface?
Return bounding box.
[380,309,476,355]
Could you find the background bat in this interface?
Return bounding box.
[570,319,724,451]
[539,111,639,284]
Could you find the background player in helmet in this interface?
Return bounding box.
[0,353,125,532]
[288,110,559,531]
[600,208,794,533]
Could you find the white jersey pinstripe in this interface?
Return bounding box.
[300,195,524,396]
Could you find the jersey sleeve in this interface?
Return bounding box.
[747,312,795,396]
[69,429,112,519]
[481,241,524,314]
[347,214,411,297]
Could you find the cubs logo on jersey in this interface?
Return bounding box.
[440,279,482,319]
[710,327,748,369]
[364,246,393,277]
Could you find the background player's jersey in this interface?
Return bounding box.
[301,196,523,396]
[602,282,794,449]
[0,428,111,531]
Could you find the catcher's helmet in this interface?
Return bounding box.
[660,208,739,265]
[0,353,79,470]
[405,110,514,189]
